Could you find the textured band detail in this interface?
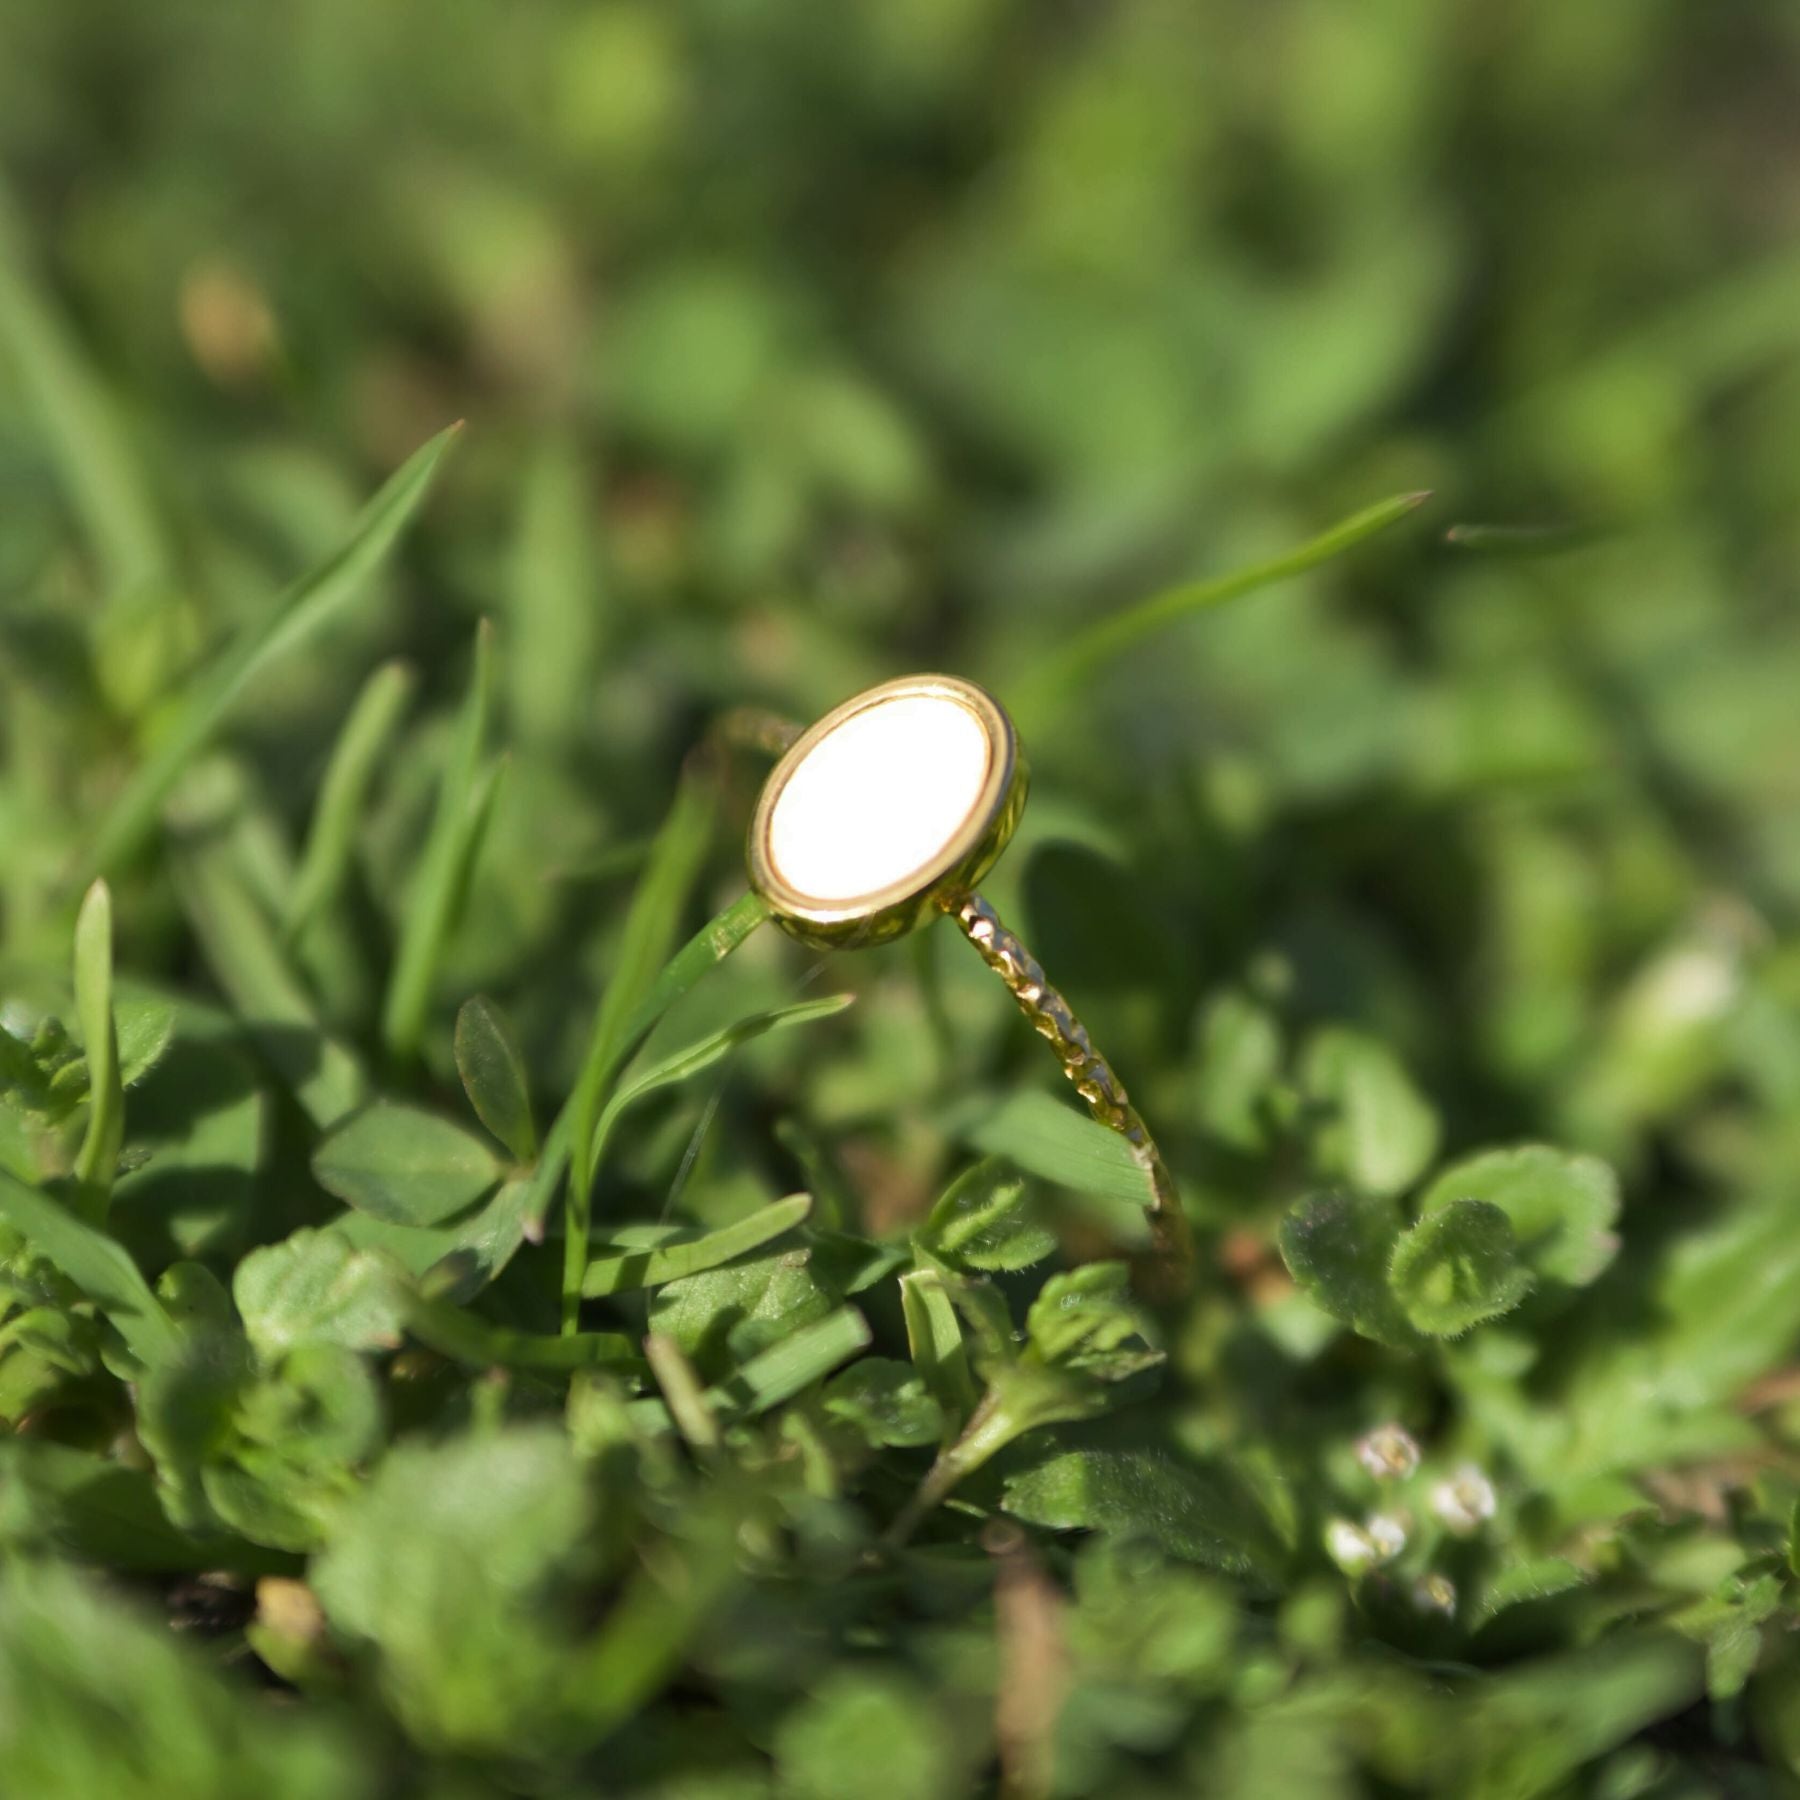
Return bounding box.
[947,891,1193,1290]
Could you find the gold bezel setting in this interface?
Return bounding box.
[747,673,1027,949]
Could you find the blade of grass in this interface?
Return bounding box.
[517,887,772,1279]
[627,1305,872,1433]
[0,203,170,592]
[399,1287,642,1374]
[560,771,720,1330]
[510,887,774,1239]
[284,659,416,946]
[583,1193,814,1298]
[0,1167,180,1369]
[75,422,461,883]
[70,881,122,1217]
[1009,490,1430,729]
[381,621,500,1061]
[643,1333,723,1456]
[169,828,368,1131]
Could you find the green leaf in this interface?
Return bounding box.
[0,1559,370,1796]
[78,423,461,881]
[1002,1445,1285,1580]
[0,1167,179,1368]
[821,1356,945,1448]
[916,1157,1058,1273]
[900,1267,977,1423]
[1194,987,1285,1154]
[956,1089,1157,1211]
[1025,1261,1161,1379]
[560,771,730,1329]
[1389,1198,1535,1336]
[1011,490,1429,728]
[331,1171,536,1301]
[1277,1189,1416,1349]
[399,1288,639,1373]
[1300,1025,1441,1197]
[696,1304,872,1423]
[168,824,369,1130]
[453,994,537,1162]
[648,1243,841,1381]
[232,1228,405,1360]
[310,1425,593,1753]
[383,620,500,1061]
[776,1670,956,1800]
[311,1100,502,1226]
[582,1193,813,1297]
[70,881,122,1208]
[115,994,178,1090]
[284,658,415,945]
[1416,1145,1621,1290]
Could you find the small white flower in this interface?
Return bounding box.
[1430,1464,1497,1535]
[1355,1423,1422,1481]
[1365,1512,1408,1563]
[1412,1573,1457,1617]
[1325,1518,1378,1576]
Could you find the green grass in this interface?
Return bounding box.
[4,4,1800,1796]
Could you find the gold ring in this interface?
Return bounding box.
[745,673,1192,1290]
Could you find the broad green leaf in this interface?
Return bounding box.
[284,659,415,946]
[70,881,122,1208]
[1389,1198,1534,1336]
[1417,1145,1621,1290]
[916,1157,1058,1273]
[956,1089,1156,1211]
[776,1671,955,1800]
[649,1243,841,1381]
[115,994,178,1090]
[331,1171,535,1301]
[821,1356,944,1448]
[1011,490,1429,728]
[78,423,461,881]
[232,1228,405,1360]
[1002,1445,1285,1580]
[582,1193,813,1297]
[383,620,500,1061]
[454,994,537,1162]
[0,1167,179,1368]
[311,1100,501,1226]
[1300,1025,1441,1198]
[1277,1189,1415,1349]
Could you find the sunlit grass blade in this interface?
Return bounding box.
[583,1193,814,1298]
[518,887,772,1287]
[1010,490,1431,728]
[169,828,368,1131]
[70,881,122,1216]
[0,1167,179,1369]
[0,204,169,592]
[560,772,721,1330]
[382,620,499,1061]
[76,421,461,883]
[284,659,415,946]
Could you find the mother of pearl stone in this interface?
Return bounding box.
[766,693,993,905]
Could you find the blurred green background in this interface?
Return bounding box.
[6,0,1800,1146]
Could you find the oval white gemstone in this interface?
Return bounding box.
[769,694,992,905]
